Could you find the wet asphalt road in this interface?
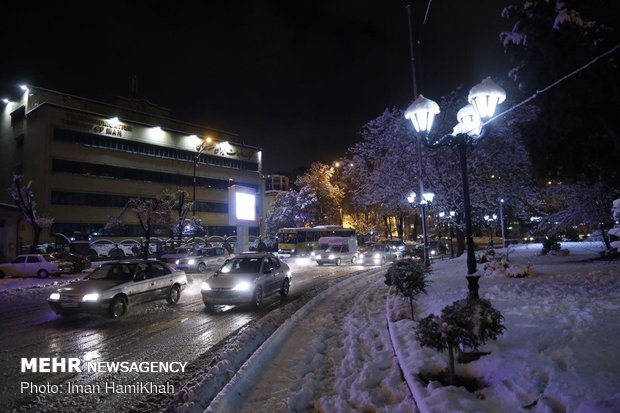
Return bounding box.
[0,260,366,412]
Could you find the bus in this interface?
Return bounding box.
[277,226,356,257]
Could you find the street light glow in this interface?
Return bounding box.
[468,77,506,119]
[404,95,440,133]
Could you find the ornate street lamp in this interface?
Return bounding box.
[484,214,498,246]
[407,190,435,267]
[404,77,506,300]
[499,198,506,248]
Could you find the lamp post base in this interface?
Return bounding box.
[466,275,480,301]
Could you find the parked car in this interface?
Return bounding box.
[175,247,229,273]
[201,253,291,310]
[48,260,187,318]
[0,254,74,278]
[50,251,91,273]
[315,244,357,266]
[160,246,194,264]
[357,243,400,266]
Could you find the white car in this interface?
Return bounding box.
[0,254,74,278]
[48,260,187,317]
[201,253,291,309]
[160,246,195,264]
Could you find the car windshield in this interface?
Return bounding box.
[219,258,261,274]
[325,245,343,252]
[89,263,135,281]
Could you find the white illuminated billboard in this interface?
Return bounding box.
[235,192,256,221]
[228,185,257,225]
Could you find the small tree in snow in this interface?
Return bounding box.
[416,299,505,386]
[385,260,429,319]
[8,175,54,253]
[106,190,177,259]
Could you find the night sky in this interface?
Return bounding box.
[1,0,510,174]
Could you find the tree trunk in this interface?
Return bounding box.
[448,342,456,386]
[456,227,465,256]
[30,226,42,253]
[142,228,151,260]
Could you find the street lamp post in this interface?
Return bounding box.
[484,214,497,246]
[193,139,211,217]
[439,211,456,258]
[499,198,506,248]
[405,77,506,300]
[408,190,434,267]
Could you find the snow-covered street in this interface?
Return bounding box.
[175,242,620,413]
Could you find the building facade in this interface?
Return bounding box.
[0,86,262,254]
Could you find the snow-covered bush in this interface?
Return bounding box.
[482,254,534,278]
[542,235,561,255]
[385,260,429,320]
[415,298,505,385]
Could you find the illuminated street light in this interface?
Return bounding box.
[407,190,435,267]
[405,77,506,300]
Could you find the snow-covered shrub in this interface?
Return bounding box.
[542,235,561,255]
[482,254,534,278]
[385,260,429,320]
[415,298,506,385]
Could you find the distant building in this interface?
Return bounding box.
[0,85,262,254]
[262,174,290,234]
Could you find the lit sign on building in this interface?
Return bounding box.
[228,186,257,225]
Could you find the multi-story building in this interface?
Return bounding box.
[0,85,262,256]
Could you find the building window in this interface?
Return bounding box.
[51,159,258,191]
[53,128,259,171]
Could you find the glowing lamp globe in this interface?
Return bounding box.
[404,95,440,133]
[407,191,416,204]
[468,77,506,119]
[456,104,482,136]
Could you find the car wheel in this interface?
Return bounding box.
[109,296,128,318]
[88,250,99,261]
[110,249,125,260]
[335,258,341,266]
[166,284,181,304]
[37,269,49,279]
[197,262,207,273]
[351,256,357,264]
[251,287,263,309]
[279,278,290,297]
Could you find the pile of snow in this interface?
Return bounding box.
[389,242,620,412]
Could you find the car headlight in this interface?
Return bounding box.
[232,281,252,291]
[430,249,437,255]
[201,281,211,290]
[374,253,380,259]
[49,292,60,300]
[188,259,195,265]
[310,251,316,257]
[316,254,322,260]
[175,259,180,265]
[82,293,99,302]
[328,254,335,260]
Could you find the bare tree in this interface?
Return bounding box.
[8,175,54,253]
[106,190,178,259]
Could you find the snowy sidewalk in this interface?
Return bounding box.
[206,267,416,413]
[389,242,620,412]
